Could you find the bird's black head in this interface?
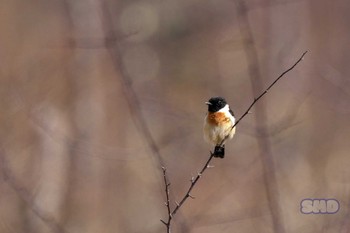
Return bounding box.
[206,97,227,112]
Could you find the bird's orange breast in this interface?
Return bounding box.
[207,112,231,125]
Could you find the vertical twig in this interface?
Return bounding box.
[160,167,172,233]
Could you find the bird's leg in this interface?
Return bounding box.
[214,145,225,158]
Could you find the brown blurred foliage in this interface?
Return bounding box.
[1,0,350,233]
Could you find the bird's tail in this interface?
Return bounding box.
[214,145,225,158]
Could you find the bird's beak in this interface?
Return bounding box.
[205,102,212,105]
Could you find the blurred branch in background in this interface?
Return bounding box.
[61,0,184,231]
[0,152,67,233]
[98,1,190,232]
[3,0,350,232]
[99,0,165,170]
[160,51,307,233]
[235,0,286,232]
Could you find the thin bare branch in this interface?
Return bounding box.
[171,153,215,217]
[218,51,308,147]
[160,153,215,232]
[161,51,307,232]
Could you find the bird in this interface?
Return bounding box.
[203,96,236,158]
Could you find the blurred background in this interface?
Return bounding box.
[1,0,350,232]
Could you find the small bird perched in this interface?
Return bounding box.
[203,97,236,158]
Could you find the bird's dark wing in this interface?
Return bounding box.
[229,108,235,117]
